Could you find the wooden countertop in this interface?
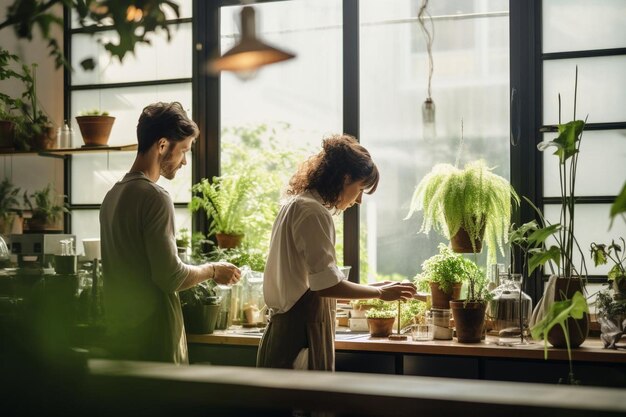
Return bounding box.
[187,329,626,364]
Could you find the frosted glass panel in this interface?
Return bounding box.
[0,155,63,202]
[71,84,192,147]
[543,56,626,124]
[543,0,626,53]
[543,130,626,197]
[71,208,192,255]
[71,152,191,204]
[544,204,626,276]
[71,24,192,85]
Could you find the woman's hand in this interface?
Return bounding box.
[377,282,417,302]
[211,262,241,285]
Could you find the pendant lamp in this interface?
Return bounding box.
[209,5,295,75]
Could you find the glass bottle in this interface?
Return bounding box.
[487,273,532,345]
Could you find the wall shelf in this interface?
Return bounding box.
[0,144,137,158]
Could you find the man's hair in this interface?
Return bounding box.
[287,134,379,208]
[136,102,199,153]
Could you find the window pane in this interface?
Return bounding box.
[360,0,510,282]
[544,204,626,276]
[71,24,192,85]
[219,0,342,258]
[543,56,626,125]
[71,208,192,255]
[70,84,192,147]
[543,130,626,198]
[70,0,193,28]
[543,0,626,53]
[70,152,191,204]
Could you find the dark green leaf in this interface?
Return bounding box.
[528,246,561,275]
[528,223,561,246]
[80,58,96,71]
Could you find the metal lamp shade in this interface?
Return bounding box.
[209,6,295,73]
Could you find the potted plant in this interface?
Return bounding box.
[22,184,69,231]
[17,63,56,150]
[406,159,519,264]
[0,48,25,150]
[590,238,626,300]
[365,306,396,337]
[0,178,21,234]
[0,103,18,149]
[414,243,478,309]
[176,228,191,263]
[190,174,256,249]
[527,67,590,351]
[75,109,115,147]
[179,281,222,334]
[595,290,626,349]
[449,262,491,343]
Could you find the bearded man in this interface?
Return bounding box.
[100,102,240,364]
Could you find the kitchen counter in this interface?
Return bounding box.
[187,328,626,364]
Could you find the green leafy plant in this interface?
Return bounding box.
[176,228,191,249]
[415,243,479,295]
[179,281,220,308]
[190,174,255,237]
[79,109,110,116]
[610,182,626,227]
[365,308,396,319]
[0,178,21,222]
[530,291,588,384]
[15,63,54,147]
[406,160,519,264]
[207,246,267,272]
[23,184,68,224]
[590,238,625,284]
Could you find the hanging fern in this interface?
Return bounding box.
[190,174,256,236]
[406,160,519,264]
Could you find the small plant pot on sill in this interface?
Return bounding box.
[76,115,115,147]
[367,317,395,337]
[216,233,243,249]
[430,282,462,309]
[450,300,486,343]
[182,303,221,334]
[28,125,57,151]
[0,120,16,149]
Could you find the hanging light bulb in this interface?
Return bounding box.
[418,0,436,140]
[208,5,295,77]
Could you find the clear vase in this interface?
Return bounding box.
[487,273,532,345]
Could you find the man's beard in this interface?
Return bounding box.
[160,148,179,180]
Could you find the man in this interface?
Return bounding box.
[100,102,240,364]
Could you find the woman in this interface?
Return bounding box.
[257,134,416,371]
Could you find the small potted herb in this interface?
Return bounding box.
[22,184,68,231]
[449,262,491,343]
[590,238,626,300]
[415,243,478,309]
[365,306,396,337]
[179,281,221,334]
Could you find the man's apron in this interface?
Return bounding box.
[257,290,336,371]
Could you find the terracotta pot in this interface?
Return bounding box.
[29,125,56,150]
[450,300,486,343]
[24,216,61,232]
[367,317,395,337]
[430,282,462,309]
[0,120,16,149]
[216,233,243,249]
[450,223,486,253]
[547,277,589,348]
[76,115,115,147]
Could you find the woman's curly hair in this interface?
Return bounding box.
[287,134,379,208]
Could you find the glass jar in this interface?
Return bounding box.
[411,311,434,341]
[487,273,532,344]
[431,308,453,340]
[214,285,232,330]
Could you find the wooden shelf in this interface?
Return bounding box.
[0,144,137,157]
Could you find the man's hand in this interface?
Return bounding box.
[378,282,416,302]
[211,262,241,285]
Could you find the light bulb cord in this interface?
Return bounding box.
[418,0,435,100]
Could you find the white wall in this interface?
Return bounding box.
[0,0,65,219]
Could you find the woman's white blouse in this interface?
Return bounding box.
[263,191,346,314]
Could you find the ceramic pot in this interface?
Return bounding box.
[216,233,243,249]
[450,300,486,343]
[450,223,485,253]
[367,317,395,337]
[76,115,115,147]
[547,277,589,348]
[183,303,221,334]
[430,282,462,309]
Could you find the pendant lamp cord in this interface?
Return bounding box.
[418,0,435,100]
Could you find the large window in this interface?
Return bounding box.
[359,0,510,282]
[67,0,194,246]
[540,0,626,303]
